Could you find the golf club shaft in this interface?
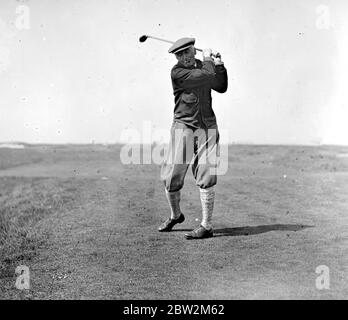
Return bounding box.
[146,35,203,52]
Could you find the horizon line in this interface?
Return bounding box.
[1,142,348,148]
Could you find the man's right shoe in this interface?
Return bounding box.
[158,214,185,232]
[184,225,214,240]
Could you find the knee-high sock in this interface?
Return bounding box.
[165,189,182,219]
[200,186,215,230]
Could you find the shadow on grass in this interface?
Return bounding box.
[214,224,314,237]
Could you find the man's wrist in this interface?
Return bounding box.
[203,56,214,62]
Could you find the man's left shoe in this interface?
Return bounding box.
[184,225,214,240]
[158,214,185,232]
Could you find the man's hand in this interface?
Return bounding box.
[203,48,213,60]
[212,55,224,66]
[203,48,223,64]
[211,51,223,65]
[212,51,221,58]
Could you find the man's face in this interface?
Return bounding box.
[175,46,196,67]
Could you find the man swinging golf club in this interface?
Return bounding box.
[158,37,228,239]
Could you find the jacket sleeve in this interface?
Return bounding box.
[171,59,216,89]
[211,65,228,93]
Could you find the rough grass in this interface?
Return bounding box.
[0,148,43,170]
[0,177,80,296]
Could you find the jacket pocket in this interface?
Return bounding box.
[181,92,198,104]
[176,92,199,119]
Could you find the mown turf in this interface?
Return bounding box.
[0,144,347,299]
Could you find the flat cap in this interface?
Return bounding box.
[168,37,195,54]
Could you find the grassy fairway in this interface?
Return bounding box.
[0,144,347,299]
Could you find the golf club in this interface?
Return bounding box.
[139,34,221,58]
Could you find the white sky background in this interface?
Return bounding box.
[0,0,347,144]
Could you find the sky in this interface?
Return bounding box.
[0,0,347,145]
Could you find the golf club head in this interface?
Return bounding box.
[139,35,148,43]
